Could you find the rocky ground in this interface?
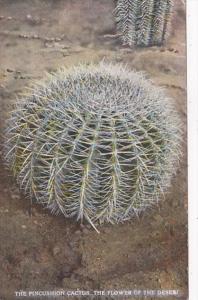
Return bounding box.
[0,1,187,299]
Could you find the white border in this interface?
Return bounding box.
[187,1,198,300]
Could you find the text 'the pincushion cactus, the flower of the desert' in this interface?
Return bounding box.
[4,63,181,231]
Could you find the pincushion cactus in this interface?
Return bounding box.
[4,63,181,231]
[114,0,173,47]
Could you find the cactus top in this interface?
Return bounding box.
[4,63,181,230]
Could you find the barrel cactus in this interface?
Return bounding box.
[4,63,181,231]
[114,0,173,47]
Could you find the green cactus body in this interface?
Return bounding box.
[4,63,181,229]
[115,0,173,47]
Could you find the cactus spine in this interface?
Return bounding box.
[4,63,181,230]
[115,0,173,47]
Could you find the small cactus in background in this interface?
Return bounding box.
[4,63,181,230]
[114,0,173,47]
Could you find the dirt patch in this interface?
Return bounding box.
[0,1,187,299]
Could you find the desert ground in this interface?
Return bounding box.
[0,0,187,299]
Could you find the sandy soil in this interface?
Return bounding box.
[0,1,187,299]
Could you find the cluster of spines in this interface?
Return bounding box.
[114,0,173,47]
